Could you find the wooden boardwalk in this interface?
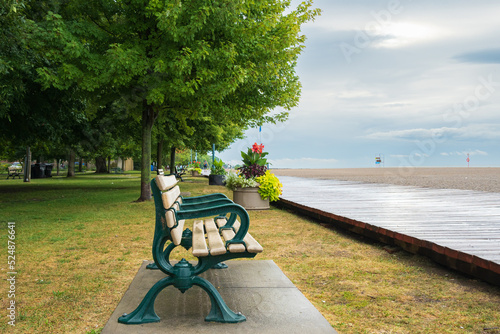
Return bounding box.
[275,176,500,286]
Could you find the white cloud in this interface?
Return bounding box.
[371,22,446,48]
[440,150,488,157]
[336,90,384,99]
[365,125,500,141]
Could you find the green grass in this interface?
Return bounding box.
[1,173,499,333]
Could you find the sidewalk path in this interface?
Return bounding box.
[276,176,500,285]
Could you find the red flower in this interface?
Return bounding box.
[252,142,264,154]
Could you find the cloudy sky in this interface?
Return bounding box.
[219,0,500,169]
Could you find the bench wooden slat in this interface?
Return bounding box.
[165,210,176,228]
[242,232,264,254]
[232,220,263,253]
[161,185,181,209]
[215,219,263,254]
[205,219,226,256]
[155,174,178,191]
[215,218,246,253]
[170,219,185,245]
[192,220,209,257]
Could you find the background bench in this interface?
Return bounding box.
[6,167,22,179]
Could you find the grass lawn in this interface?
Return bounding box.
[1,172,499,333]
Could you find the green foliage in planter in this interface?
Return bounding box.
[256,171,283,202]
[224,172,258,191]
[210,159,226,175]
[187,167,202,173]
[241,146,268,167]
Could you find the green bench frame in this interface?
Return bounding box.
[118,177,261,324]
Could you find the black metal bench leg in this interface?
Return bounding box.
[192,276,246,323]
[118,276,175,324]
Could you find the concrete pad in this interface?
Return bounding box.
[103,260,337,334]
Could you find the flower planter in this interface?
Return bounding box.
[191,171,200,177]
[233,187,269,210]
[209,174,225,186]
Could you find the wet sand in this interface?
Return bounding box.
[271,167,500,193]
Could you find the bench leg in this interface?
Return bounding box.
[118,276,175,324]
[120,259,246,325]
[192,276,246,323]
[145,262,159,270]
[212,262,228,269]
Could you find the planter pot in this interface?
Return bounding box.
[233,187,269,210]
[209,174,225,186]
[191,171,200,177]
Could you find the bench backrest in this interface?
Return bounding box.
[156,174,178,191]
[155,175,184,224]
[152,176,186,247]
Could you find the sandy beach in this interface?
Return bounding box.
[272,167,500,193]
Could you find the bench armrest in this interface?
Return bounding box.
[176,203,249,245]
[181,193,229,204]
[179,198,233,211]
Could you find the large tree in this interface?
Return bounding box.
[32,0,320,200]
[0,1,90,180]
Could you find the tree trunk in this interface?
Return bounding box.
[107,156,111,173]
[57,159,60,176]
[78,157,83,172]
[24,146,31,182]
[67,150,75,177]
[121,158,125,171]
[157,138,164,171]
[170,146,176,175]
[137,101,156,202]
[95,156,107,173]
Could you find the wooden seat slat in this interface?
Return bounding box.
[192,220,209,257]
[232,220,264,254]
[216,219,263,253]
[215,218,246,253]
[205,219,226,256]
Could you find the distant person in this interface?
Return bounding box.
[203,160,208,170]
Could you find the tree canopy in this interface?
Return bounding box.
[3,0,320,198]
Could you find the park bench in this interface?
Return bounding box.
[158,167,186,181]
[111,167,122,174]
[118,174,263,324]
[6,166,22,179]
[174,166,186,181]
